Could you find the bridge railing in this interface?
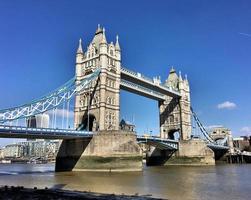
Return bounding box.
[137,135,179,150]
[0,124,92,135]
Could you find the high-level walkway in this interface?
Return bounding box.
[120,67,181,100]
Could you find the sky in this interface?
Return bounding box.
[0,0,251,146]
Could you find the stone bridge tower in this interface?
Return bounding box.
[74,25,121,131]
[159,67,191,140]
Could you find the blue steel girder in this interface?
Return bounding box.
[137,136,178,150]
[207,144,230,151]
[0,69,101,123]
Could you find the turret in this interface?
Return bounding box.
[76,38,84,77]
[100,28,108,55]
[165,67,179,90]
[178,71,184,90]
[76,38,83,63]
[115,35,121,61]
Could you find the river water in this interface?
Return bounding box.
[0,163,250,200]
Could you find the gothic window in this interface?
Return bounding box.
[105,111,115,129]
[93,93,100,105]
[84,97,88,106]
[169,115,174,123]
[110,50,113,56]
[80,99,84,106]
[106,97,111,104]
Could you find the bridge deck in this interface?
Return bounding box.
[0,125,93,139]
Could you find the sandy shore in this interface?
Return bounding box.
[0,186,165,200]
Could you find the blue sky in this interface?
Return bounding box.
[0,0,251,146]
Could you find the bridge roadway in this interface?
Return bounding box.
[0,125,93,140]
[120,67,181,100]
[0,125,229,151]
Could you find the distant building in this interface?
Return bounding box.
[233,136,251,151]
[3,144,24,158]
[1,140,61,160]
[0,148,4,159]
[26,114,49,128]
[120,119,135,132]
[26,114,50,142]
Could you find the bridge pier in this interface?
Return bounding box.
[145,139,215,166]
[146,147,175,166]
[55,131,142,172]
[167,139,215,165]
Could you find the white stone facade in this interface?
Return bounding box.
[74,25,121,131]
[159,68,191,140]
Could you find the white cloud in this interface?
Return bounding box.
[217,101,236,110]
[239,32,251,37]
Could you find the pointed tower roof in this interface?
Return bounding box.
[170,66,175,73]
[101,27,107,44]
[115,35,121,51]
[165,67,179,89]
[77,38,83,54]
[95,24,102,34]
[91,25,107,49]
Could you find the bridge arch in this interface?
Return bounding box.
[167,129,180,140]
[80,114,98,131]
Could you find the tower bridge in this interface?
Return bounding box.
[0,25,230,171]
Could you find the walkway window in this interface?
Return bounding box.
[169,115,174,123]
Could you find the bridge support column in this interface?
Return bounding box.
[166,139,215,165]
[146,146,175,166]
[55,131,142,172]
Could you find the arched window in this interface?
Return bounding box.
[169,115,174,123]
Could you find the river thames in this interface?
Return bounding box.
[0,163,250,200]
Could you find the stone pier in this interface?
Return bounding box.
[167,139,215,165]
[55,131,142,172]
[146,139,215,166]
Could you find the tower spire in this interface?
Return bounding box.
[179,71,183,81]
[77,38,83,54]
[115,35,121,51]
[101,27,107,44]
